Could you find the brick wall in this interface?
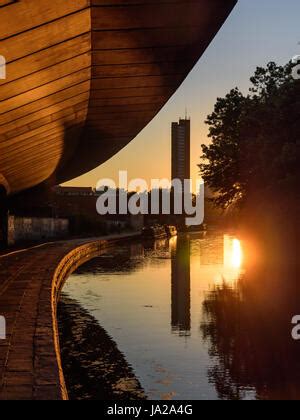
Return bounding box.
[8,216,69,246]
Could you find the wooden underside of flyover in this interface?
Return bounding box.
[0,0,237,195]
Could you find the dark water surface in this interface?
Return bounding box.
[59,230,300,400]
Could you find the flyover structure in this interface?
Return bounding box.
[0,0,237,195]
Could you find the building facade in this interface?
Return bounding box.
[171,118,191,182]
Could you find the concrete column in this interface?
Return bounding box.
[0,186,8,249]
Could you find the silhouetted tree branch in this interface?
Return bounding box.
[199,62,300,210]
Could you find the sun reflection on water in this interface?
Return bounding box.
[210,235,245,286]
[231,238,243,268]
[224,236,243,269]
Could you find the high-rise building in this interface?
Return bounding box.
[171,118,191,182]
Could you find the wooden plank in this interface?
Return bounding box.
[0,10,91,62]
[4,148,64,173]
[5,34,91,82]
[91,61,189,78]
[92,46,191,66]
[0,82,90,126]
[92,0,194,5]
[1,132,69,161]
[8,161,61,192]
[89,95,165,106]
[91,2,212,30]
[0,95,89,134]
[2,114,87,152]
[86,123,146,137]
[87,118,149,130]
[1,53,91,101]
[1,127,66,152]
[0,69,91,115]
[0,1,15,7]
[90,74,182,89]
[0,0,89,39]
[87,103,160,114]
[87,110,155,122]
[2,124,86,192]
[90,85,173,99]
[82,132,131,144]
[92,27,205,50]
[3,103,87,139]
[1,115,86,159]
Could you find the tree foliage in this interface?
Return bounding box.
[200,62,300,209]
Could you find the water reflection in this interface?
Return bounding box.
[201,239,300,400]
[224,236,243,269]
[60,231,300,400]
[143,237,193,336]
[171,237,191,336]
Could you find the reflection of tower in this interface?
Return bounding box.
[171,237,191,336]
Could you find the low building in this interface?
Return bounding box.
[54,186,96,197]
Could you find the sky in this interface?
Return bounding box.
[64,0,300,191]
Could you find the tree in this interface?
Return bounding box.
[199,62,300,210]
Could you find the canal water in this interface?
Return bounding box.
[59,230,300,400]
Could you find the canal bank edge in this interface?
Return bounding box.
[53,235,142,401]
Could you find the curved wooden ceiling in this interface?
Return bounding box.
[0,0,237,195]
